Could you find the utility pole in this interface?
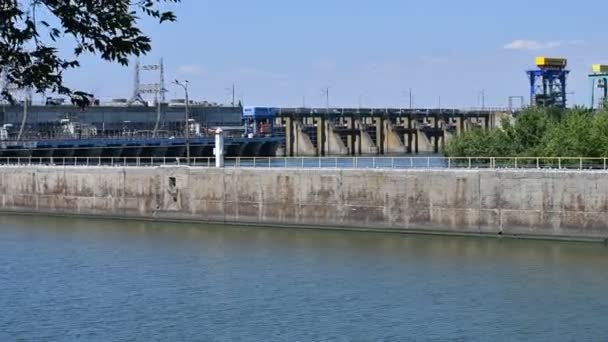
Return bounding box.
[321,86,331,155]
[409,88,413,109]
[17,88,31,141]
[153,92,161,137]
[322,86,330,111]
[226,84,236,106]
[174,79,191,164]
[402,89,413,109]
[508,96,525,112]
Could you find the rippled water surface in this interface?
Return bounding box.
[1,215,608,341]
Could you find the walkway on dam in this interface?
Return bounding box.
[0,156,607,171]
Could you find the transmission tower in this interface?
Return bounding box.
[128,58,167,106]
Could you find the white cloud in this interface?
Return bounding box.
[503,39,585,51]
[176,65,206,76]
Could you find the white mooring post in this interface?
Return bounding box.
[214,128,224,168]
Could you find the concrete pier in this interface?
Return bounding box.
[0,166,606,241]
[292,121,316,156]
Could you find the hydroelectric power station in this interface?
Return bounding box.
[0,56,605,158]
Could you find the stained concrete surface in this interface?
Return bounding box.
[0,166,606,241]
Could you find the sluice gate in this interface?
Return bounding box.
[275,108,504,156]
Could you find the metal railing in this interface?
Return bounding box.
[0,156,608,171]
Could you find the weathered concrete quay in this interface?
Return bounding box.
[0,166,605,241]
[274,108,506,156]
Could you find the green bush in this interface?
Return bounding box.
[444,107,608,157]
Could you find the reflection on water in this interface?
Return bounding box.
[1,215,607,341]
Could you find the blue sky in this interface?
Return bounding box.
[62,0,608,108]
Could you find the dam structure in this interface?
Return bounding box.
[0,102,509,159]
[254,107,509,156]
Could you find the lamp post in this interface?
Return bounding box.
[174,79,190,164]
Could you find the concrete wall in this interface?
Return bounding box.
[1,166,607,241]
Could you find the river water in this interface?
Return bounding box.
[1,215,607,341]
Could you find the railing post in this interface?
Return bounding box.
[354,157,358,169]
[427,157,430,169]
[318,157,322,169]
[301,157,304,168]
[391,157,395,169]
[410,157,413,169]
[253,157,257,168]
[448,157,451,169]
[468,157,471,169]
[335,157,338,169]
[269,158,271,168]
[514,157,518,169]
[558,158,561,169]
[604,158,607,171]
[63,157,66,167]
[536,157,539,169]
[372,157,376,169]
[284,157,287,168]
[86,157,89,167]
[580,157,583,170]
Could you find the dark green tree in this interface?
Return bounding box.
[540,109,596,157]
[590,111,608,157]
[0,0,180,102]
[509,107,556,154]
[445,107,608,158]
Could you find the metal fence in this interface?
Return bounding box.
[1,156,608,171]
